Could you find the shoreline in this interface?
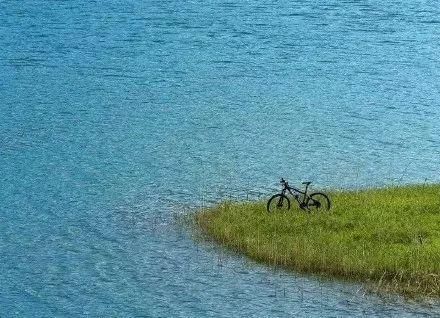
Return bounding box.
[193,184,440,298]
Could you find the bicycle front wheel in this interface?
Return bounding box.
[267,194,290,213]
[307,192,331,211]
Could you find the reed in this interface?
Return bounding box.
[194,184,440,297]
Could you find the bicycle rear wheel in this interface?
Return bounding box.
[307,192,331,211]
[267,194,291,213]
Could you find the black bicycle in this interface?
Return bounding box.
[267,178,331,213]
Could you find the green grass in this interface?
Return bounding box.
[194,184,440,297]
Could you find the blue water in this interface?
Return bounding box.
[1,0,440,316]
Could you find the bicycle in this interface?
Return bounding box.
[267,178,331,213]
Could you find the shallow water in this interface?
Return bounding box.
[1,0,440,316]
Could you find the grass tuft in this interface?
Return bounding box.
[194,184,440,297]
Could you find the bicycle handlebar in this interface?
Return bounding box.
[280,178,289,187]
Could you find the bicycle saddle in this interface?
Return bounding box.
[302,181,311,185]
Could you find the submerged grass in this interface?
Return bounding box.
[194,184,440,297]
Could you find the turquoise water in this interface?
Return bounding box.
[1,0,440,316]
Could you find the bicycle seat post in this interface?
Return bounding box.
[302,181,311,193]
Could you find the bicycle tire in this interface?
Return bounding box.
[307,192,331,211]
[267,194,291,213]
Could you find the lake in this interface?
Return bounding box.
[1,0,439,316]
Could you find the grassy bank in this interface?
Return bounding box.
[194,184,440,297]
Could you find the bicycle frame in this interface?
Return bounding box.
[281,183,310,205]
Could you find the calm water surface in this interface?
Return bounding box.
[1,0,440,316]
